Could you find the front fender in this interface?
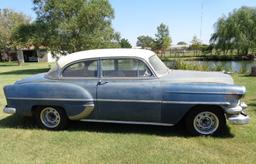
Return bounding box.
[160,83,246,124]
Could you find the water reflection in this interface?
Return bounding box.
[164,60,256,73]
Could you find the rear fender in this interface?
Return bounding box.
[4,82,94,119]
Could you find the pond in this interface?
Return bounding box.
[164,60,256,73]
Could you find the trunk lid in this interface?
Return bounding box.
[15,73,48,84]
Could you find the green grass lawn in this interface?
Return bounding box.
[0,62,255,163]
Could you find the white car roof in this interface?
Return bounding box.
[57,48,155,68]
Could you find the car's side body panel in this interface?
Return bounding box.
[96,78,161,122]
[4,77,246,124]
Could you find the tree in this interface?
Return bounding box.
[0,8,30,62]
[136,35,155,49]
[177,41,187,45]
[210,7,256,56]
[112,32,121,47]
[190,35,202,55]
[12,22,48,50]
[31,0,117,55]
[154,23,171,56]
[120,38,132,48]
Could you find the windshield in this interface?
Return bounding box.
[149,55,169,75]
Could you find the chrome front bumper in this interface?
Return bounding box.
[225,102,250,125]
[228,112,249,125]
[3,106,16,114]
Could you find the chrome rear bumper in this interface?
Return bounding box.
[3,106,16,114]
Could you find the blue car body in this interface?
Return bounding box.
[3,49,249,128]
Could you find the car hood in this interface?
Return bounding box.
[162,70,234,84]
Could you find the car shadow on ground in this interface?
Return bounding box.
[248,103,256,107]
[0,115,234,138]
[0,68,49,75]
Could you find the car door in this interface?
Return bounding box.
[61,58,99,118]
[96,57,162,122]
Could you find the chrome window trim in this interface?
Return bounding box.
[60,77,99,80]
[58,56,159,80]
[99,76,157,80]
[59,57,100,80]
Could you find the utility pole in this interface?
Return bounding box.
[200,1,204,42]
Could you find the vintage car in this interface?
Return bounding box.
[3,49,249,135]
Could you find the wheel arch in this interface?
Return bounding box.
[178,104,225,124]
[31,105,67,117]
[183,104,227,135]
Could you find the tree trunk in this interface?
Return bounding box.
[6,51,11,62]
[245,48,249,56]
[250,66,256,76]
[17,50,24,65]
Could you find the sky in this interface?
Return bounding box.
[1,0,256,46]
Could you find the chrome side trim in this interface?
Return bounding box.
[96,99,160,103]
[98,99,230,105]
[97,99,230,105]
[7,97,93,102]
[3,106,16,114]
[7,97,230,105]
[80,119,174,126]
[166,91,242,95]
[162,101,230,105]
[69,103,95,120]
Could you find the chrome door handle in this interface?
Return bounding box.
[97,81,108,86]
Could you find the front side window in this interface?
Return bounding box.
[62,60,97,77]
[101,58,152,78]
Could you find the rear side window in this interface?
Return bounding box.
[101,58,152,77]
[62,60,97,77]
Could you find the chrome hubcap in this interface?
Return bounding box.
[40,107,61,128]
[193,111,219,135]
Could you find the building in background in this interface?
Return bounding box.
[1,48,56,63]
[170,44,190,54]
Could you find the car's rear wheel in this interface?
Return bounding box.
[35,106,68,130]
[185,108,226,136]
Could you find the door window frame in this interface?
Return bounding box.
[60,58,100,79]
[99,56,157,80]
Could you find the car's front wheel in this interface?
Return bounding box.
[185,108,226,136]
[35,106,68,130]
